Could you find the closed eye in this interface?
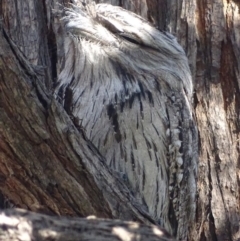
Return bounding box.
[118,33,141,45]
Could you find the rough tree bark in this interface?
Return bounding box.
[0,0,239,241]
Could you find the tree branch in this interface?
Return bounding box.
[0,209,175,241]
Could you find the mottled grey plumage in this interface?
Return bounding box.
[55,2,198,239]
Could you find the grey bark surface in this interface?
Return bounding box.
[0,0,240,241]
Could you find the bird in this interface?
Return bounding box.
[55,1,198,239]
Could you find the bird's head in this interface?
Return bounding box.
[62,2,184,52]
[58,1,193,100]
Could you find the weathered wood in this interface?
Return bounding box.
[0,209,175,241]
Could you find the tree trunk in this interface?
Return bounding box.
[0,0,239,241]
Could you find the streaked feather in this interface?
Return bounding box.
[55,2,198,239]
